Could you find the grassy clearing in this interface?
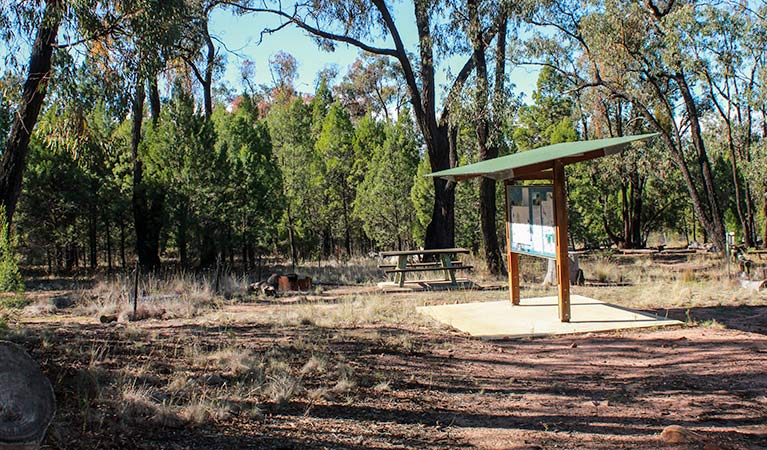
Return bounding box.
[78,272,231,319]
[5,251,765,449]
[267,293,431,329]
[1,318,383,442]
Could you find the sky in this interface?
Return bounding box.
[208,4,540,103]
[0,3,541,107]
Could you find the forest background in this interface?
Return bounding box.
[1,0,766,278]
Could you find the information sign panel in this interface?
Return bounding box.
[507,185,556,259]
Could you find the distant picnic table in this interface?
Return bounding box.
[379,248,472,287]
[747,249,767,260]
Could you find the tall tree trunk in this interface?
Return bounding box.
[675,73,725,251]
[725,126,752,246]
[105,215,112,272]
[149,74,161,124]
[88,213,97,269]
[412,0,455,250]
[285,201,298,270]
[629,173,644,247]
[469,0,503,274]
[228,228,234,267]
[763,192,767,249]
[492,10,509,269]
[424,129,456,250]
[119,215,126,268]
[178,205,187,267]
[202,21,215,119]
[0,0,61,223]
[232,1,494,252]
[242,233,248,271]
[199,229,217,268]
[342,190,351,256]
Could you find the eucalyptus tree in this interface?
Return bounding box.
[228,0,497,251]
[337,54,408,122]
[179,1,227,120]
[0,1,141,226]
[677,3,767,246]
[0,1,63,225]
[97,0,194,269]
[522,0,728,251]
[465,0,513,274]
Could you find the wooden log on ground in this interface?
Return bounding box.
[0,341,55,449]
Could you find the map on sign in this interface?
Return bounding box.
[507,185,556,259]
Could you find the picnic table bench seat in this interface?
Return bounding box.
[377,260,465,269]
[384,265,474,274]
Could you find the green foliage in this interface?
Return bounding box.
[315,102,358,253]
[410,155,434,246]
[215,95,283,250]
[18,130,95,271]
[0,207,23,293]
[8,0,767,268]
[513,67,577,150]
[354,114,419,249]
[267,93,321,258]
[0,294,29,309]
[143,83,282,265]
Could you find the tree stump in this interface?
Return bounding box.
[0,341,55,449]
[542,256,584,286]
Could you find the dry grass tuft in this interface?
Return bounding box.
[274,294,427,328]
[76,272,227,321]
[201,346,260,378]
[265,372,302,406]
[300,355,327,376]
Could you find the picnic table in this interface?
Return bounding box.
[379,248,472,287]
[747,249,767,260]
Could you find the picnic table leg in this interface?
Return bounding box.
[396,255,407,287]
[440,254,457,284]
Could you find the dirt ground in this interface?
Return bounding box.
[5,282,767,450]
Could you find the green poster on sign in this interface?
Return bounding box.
[507,185,556,259]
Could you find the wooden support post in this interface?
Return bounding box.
[553,160,571,322]
[395,255,407,287]
[504,181,520,305]
[440,254,457,284]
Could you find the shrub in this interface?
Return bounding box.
[0,207,23,293]
[0,295,29,309]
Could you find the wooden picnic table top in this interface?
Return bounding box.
[380,248,470,257]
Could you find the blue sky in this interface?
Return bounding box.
[209,4,540,103]
[0,4,540,106]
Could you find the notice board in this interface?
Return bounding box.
[507,185,556,259]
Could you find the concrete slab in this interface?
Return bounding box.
[417,295,682,339]
[377,279,479,293]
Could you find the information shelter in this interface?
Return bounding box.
[428,133,657,322]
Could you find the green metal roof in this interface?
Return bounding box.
[428,133,658,181]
